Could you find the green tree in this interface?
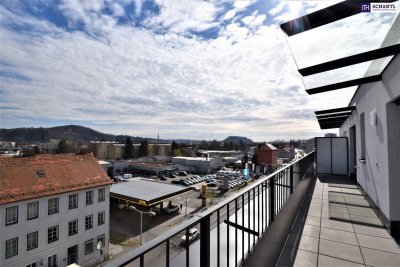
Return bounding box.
[170,141,179,156]
[139,139,149,157]
[123,137,134,159]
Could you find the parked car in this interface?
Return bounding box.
[178,171,188,176]
[181,228,199,245]
[165,205,180,214]
[171,180,183,185]
[169,174,177,178]
[159,175,168,181]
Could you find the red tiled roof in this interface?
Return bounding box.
[0,153,112,205]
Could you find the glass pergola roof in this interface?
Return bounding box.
[280,0,400,129]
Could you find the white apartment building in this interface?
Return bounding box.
[0,153,112,267]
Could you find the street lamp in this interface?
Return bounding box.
[129,206,156,246]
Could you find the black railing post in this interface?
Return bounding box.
[290,165,294,194]
[200,215,211,267]
[269,177,275,222]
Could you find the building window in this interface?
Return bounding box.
[360,113,366,159]
[5,237,18,258]
[5,206,18,226]
[27,202,39,220]
[48,226,59,243]
[86,191,93,205]
[48,198,59,215]
[68,220,78,236]
[47,254,57,267]
[97,234,105,248]
[26,263,37,267]
[98,211,105,225]
[98,188,105,202]
[69,194,78,210]
[27,231,38,251]
[85,215,93,230]
[84,239,93,255]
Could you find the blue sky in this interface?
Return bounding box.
[0,0,398,141]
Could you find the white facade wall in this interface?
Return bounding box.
[340,55,400,221]
[171,157,223,173]
[0,186,110,267]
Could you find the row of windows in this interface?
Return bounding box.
[5,188,105,226]
[5,212,105,259]
[6,234,105,264]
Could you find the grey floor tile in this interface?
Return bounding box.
[319,239,364,264]
[310,203,322,210]
[361,247,400,267]
[287,233,319,253]
[311,199,323,205]
[305,215,321,227]
[320,218,354,232]
[345,198,370,207]
[356,233,400,254]
[323,205,349,214]
[350,215,381,227]
[352,224,391,239]
[318,254,365,267]
[308,208,322,217]
[347,207,377,218]
[320,227,358,245]
[278,246,318,267]
[322,210,351,221]
[301,224,321,238]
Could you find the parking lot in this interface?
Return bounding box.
[108,170,253,264]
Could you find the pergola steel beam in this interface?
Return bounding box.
[280,0,397,36]
[315,106,356,115]
[299,44,400,76]
[306,75,381,95]
[316,114,350,120]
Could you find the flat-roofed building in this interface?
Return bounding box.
[171,156,223,173]
[0,153,112,267]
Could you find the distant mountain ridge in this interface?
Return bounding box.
[0,125,147,143]
[0,125,254,145]
[223,136,254,144]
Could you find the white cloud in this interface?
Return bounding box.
[1,1,397,141]
[143,0,224,33]
[268,1,286,16]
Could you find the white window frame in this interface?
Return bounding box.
[84,239,93,255]
[5,237,18,258]
[98,211,105,226]
[27,231,38,251]
[85,215,93,230]
[98,188,105,202]
[48,198,59,215]
[48,226,59,243]
[6,206,18,226]
[27,202,39,220]
[68,194,78,210]
[47,254,58,267]
[68,220,78,236]
[86,191,93,205]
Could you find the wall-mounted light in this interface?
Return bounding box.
[370,108,377,126]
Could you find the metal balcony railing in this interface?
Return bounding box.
[106,152,315,267]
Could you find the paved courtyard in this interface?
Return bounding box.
[278,175,400,267]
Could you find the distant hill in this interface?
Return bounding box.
[0,126,254,146]
[0,125,150,143]
[223,136,254,144]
